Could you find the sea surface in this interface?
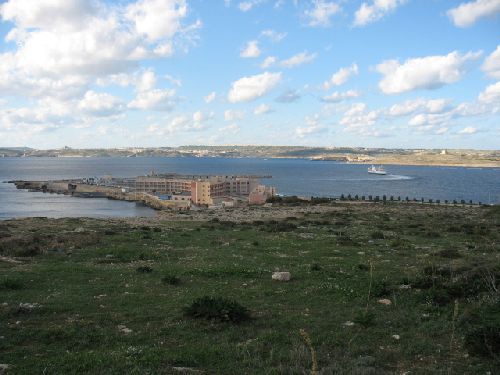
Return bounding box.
[0,157,499,219]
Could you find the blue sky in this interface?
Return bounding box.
[0,0,499,149]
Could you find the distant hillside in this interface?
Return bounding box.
[1,146,499,167]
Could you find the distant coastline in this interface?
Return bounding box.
[1,146,499,168]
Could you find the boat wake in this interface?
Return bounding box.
[316,174,414,182]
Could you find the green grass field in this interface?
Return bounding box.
[1,203,499,374]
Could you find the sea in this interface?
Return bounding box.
[0,157,499,219]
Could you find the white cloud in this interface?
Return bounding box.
[78,90,124,117]
[125,0,188,42]
[219,123,240,134]
[447,0,500,27]
[260,56,278,69]
[204,91,216,103]
[339,103,380,133]
[261,52,317,69]
[260,29,287,42]
[238,0,263,12]
[377,51,482,94]
[323,64,358,90]
[0,0,197,100]
[321,90,360,103]
[354,0,406,27]
[128,89,177,110]
[305,1,341,27]
[228,72,282,103]
[478,81,500,104]
[296,114,324,138]
[148,110,209,136]
[137,70,157,92]
[224,109,245,121]
[408,113,451,127]
[254,104,273,115]
[458,126,478,134]
[482,45,500,79]
[387,98,450,117]
[240,40,261,58]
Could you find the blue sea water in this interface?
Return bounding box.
[0,157,498,219]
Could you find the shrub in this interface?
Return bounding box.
[354,310,376,327]
[370,231,385,240]
[0,277,23,290]
[310,263,321,271]
[136,266,153,273]
[460,303,500,358]
[438,249,462,259]
[162,275,181,285]
[372,280,392,297]
[183,296,250,323]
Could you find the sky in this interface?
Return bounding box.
[0,0,499,149]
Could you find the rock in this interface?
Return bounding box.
[272,272,291,281]
[392,334,400,340]
[342,321,355,326]
[117,325,132,334]
[74,227,85,233]
[0,364,9,375]
[377,298,392,305]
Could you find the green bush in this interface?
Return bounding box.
[183,296,250,323]
[0,277,23,290]
[438,249,462,259]
[354,310,376,327]
[136,266,153,273]
[162,275,181,285]
[370,231,385,240]
[460,303,500,358]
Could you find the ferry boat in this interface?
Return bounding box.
[368,165,387,175]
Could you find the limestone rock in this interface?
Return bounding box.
[272,272,291,281]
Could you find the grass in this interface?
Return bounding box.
[0,203,498,374]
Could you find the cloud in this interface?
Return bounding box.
[78,90,125,117]
[339,103,380,134]
[128,89,177,110]
[137,70,157,92]
[254,103,273,115]
[219,123,240,134]
[377,51,482,94]
[204,91,216,103]
[238,0,264,12]
[447,0,500,27]
[260,29,287,42]
[305,1,341,27]
[148,110,210,136]
[478,81,500,104]
[458,126,478,134]
[275,89,301,103]
[321,90,360,103]
[323,64,358,90]
[240,40,261,58]
[224,109,245,121]
[354,0,406,27]
[228,72,282,103]
[296,114,324,138]
[260,56,278,69]
[264,52,317,69]
[387,98,451,117]
[125,0,188,42]
[0,0,197,100]
[482,45,500,79]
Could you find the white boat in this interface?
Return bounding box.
[368,165,387,175]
